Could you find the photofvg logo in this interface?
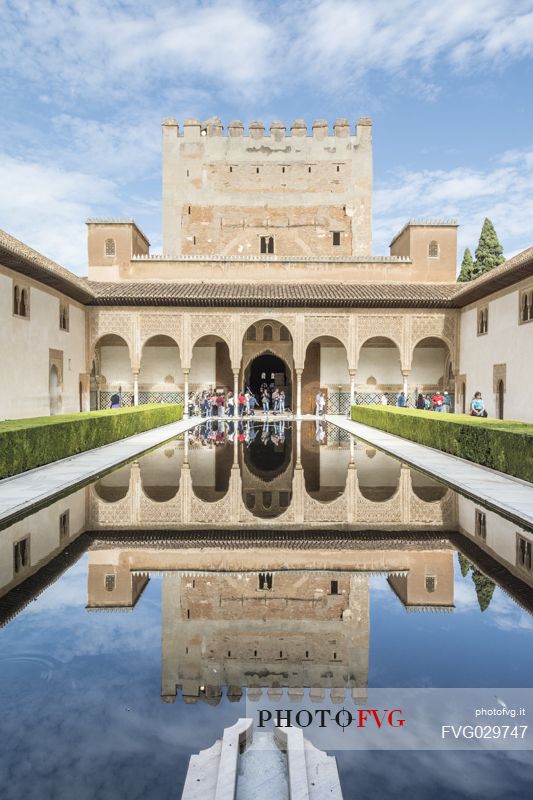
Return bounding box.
[246,688,533,751]
[258,707,405,731]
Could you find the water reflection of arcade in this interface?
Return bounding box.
[88,422,457,530]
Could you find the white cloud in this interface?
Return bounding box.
[374,148,533,259]
[0,154,116,271]
[0,1,532,101]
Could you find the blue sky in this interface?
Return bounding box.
[1,0,532,274]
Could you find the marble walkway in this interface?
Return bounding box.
[0,417,199,527]
[327,414,533,529]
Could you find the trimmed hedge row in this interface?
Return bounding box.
[350,405,533,483]
[0,404,184,479]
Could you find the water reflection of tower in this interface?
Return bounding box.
[161,568,369,705]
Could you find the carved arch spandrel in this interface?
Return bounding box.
[139,314,183,352]
[407,313,458,371]
[89,310,136,364]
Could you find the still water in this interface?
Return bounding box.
[0,421,532,799]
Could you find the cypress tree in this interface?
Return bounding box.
[457,551,472,578]
[457,247,474,282]
[472,569,496,612]
[473,218,504,277]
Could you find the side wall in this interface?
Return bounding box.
[0,264,87,419]
[459,278,533,422]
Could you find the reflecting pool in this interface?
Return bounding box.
[0,421,532,799]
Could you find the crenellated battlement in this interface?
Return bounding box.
[162,116,372,141]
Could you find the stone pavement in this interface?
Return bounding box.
[327,415,533,529]
[0,417,199,527]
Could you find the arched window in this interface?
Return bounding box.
[263,325,273,342]
[428,240,439,258]
[13,285,20,315]
[59,304,69,331]
[246,326,257,341]
[425,576,436,593]
[105,238,116,257]
[280,325,290,341]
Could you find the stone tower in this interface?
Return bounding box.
[161,116,373,258]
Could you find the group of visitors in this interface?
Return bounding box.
[391,389,488,417]
[188,418,289,448]
[188,386,288,417]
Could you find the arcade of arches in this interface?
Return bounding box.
[89,309,458,415]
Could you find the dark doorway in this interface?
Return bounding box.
[246,353,291,408]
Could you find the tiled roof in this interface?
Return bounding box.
[0,229,94,303]
[87,280,461,307]
[451,247,533,306]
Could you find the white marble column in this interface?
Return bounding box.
[132,370,139,406]
[296,368,303,418]
[233,370,239,418]
[183,369,190,418]
[402,370,410,400]
[350,370,356,409]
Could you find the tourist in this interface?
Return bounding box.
[262,389,270,413]
[381,394,388,405]
[203,393,211,417]
[396,392,406,408]
[211,393,218,417]
[279,389,286,414]
[272,388,280,414]
[424,395,431,410]
[227,391,234,417]
[416,393,425,410]
[238,391,246,416]
[216,392,224,417]
[432,391,445,412]
[443,390,451,413]
[470,391,488,417]
[315,390,322,416]
[110,393,120,409]
[249,393,257,416]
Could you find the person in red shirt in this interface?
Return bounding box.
[432,392,445,412]
[238,392,246,416]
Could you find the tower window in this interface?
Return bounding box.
[336,165,340,172]
[13,285,29,318]
[282,166,285,174]
[332,231,341,246]
[188,205,191,214]
[308,166,312,173]
[260,236,274,254]
[105,574,115,591]
[104,238,116,257]
[331,580,338,595]
[428,240,439,258]
[425,576,436,593]
[258,572,273,590]
[256,167,260,174]
[229,166,233,173]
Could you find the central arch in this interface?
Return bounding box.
[241,319,294,409]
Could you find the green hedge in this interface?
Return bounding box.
[0,404,184,479]
[351,405,533,483]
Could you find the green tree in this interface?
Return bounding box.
[457,247,474,282]
[473,218,504,277]
[457,551,472,577]
[472,569,496,612]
